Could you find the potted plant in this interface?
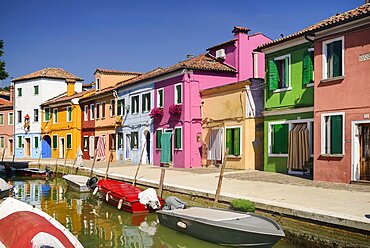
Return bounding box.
[150,107,164,118]
[169,104,182,116]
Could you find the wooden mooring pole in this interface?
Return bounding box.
[213,148,229,207]
[104,151,113,179]
[1,146,6,162]
[157,168,166,198]
[133,141,147,186]
[89,149,98,178]
[54,157,59,174]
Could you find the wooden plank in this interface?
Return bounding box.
[214,148,229,207]
[133,141,147,186]
[158,168,166,197]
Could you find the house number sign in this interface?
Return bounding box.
[359,52,370,62]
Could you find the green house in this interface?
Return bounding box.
[258,39,314,174]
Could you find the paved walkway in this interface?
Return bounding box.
[3,158,370,232]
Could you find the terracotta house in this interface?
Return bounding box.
[0,86,14,158]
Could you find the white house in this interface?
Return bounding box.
[12,68,83,158]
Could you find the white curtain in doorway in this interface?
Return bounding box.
[208,129,223,161]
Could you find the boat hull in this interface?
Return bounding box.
[157,208,284,247]
[16,168,50,178]
[0,189,11,199]
[62,175,90,192]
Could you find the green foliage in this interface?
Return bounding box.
[0,40,9,80]
[230,199,256,213]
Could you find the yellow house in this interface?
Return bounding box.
[201,80,264,170]
[41,79,93,159]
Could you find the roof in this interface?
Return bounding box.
[0,98,12,107]
[258,3,370,50]
[201,80,251,95]
[116,53,236,88]
[94,68,142,76]
[12,68,83,82]
[41,90,94,106]
[206,39,237,51]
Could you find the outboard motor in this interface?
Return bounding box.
[86,176,99,191]
[45,165,53,178]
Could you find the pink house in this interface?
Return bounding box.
[152,26,271,168]
[313,4,370,183]
[0,86,14,158]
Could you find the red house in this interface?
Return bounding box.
[80,97,95,160]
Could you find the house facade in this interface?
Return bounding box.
[80,97,96,160]
[201,80,264,170]
[313,4,370,183]
[12,68,83,158]
[0,87,14,158]
[258,40,314,174]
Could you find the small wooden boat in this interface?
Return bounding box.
[96,179,164,214]
[63,174,90,192]
[16,167,52,178]
[0,178,12,199]
[157,207,285,247]
[0,197,83,247]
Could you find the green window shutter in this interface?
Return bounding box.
[176,85,182,104]
[285,56,290,85]
[226,128,233,154]
[117,100,122,116]
[34,137,38,148]
[175,128,182,149]
[131,97,134,113]
[268,59,278,90]
[156,130,162,149]
[303,51,310,85]
[45,109,50,121]
[159,90,163,107]
[332,40,342,77]
[141,95,145,112]
[53,136,58,149]
[330,115,343,154]
[67,135,72,149]
[233,128,240,156]
[272,124,288,154]
[309,51,314,82]
[147,94,151,110]
[68,108,72,121]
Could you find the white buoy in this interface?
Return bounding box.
[105,192,109,202]
[118,199,123,210]
[93,187,99,196]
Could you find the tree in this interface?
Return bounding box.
[0,40,9,80]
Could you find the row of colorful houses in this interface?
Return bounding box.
[1,3,369,184]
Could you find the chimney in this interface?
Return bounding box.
[9,83,14,103]
[187,54,194,59]
[232,26,251,81]
[66,79,76,96]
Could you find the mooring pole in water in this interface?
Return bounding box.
[11,154,15,165]
[133,141,147,186]
[37,151,42,169]
[62,150,69,175]
[158,168,166,198]
[214,148,229,208]
[54,157,59,174]
[105,151,113,179]
[89,149,98,178]
[1,146,6,162]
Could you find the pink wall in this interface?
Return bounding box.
[314,27,370,183]
[0,106,14,157]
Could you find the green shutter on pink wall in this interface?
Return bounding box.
[330,115,343,154]
[269,59,278,90]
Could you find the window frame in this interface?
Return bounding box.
[83,136,89,151]
[96,78,100,90]
[33,136,39,149]
[174,126,182,150]
[0,114,3,126]
[131,95,140,115]
[53,108,58,124]
[130,131,139,150]
[322,36,345,80]
[272,54,292,93]
[321,112,345,155]
[66,133,72,149]
[306,48,315,87]
[90,104,95,120]
[44,107,50,122]
[17,88,22,97]
[117,99,124,116]
[34,85,39,95]
[96,102,100,119]
[142,92,151,113]
[117,133,123,150]
[101,101,106,119]
[17,136,22,148]
[225,126,242,157]
[8,112,13,125]
[84,105,88,121]
[155,128,163,150]
[33,109,39,122]
[174,83,183,105]
[66,106,72,122]
[52,134,58,149]
[157,88,164,108]
[110,99,116,117]
[0,137,4,149]
[17,110,22,124]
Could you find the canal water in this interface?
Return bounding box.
[3,177,295,248]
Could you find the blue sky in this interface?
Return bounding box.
[0,0,364,87]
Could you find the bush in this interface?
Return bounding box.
[230,199,256,213]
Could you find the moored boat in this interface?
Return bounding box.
[96,179,164,214]
[16,167,52,178]
[63,174,90,192]
[0,178,12,199]
[0,197,83,247]
[157,207,285,247]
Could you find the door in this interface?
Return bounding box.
[41,136,51,158]
[125,134,131,160]
[89,136,95,158]
[25,138,31,157]
[9,139,13,156]
[360,124,370,180]
[146,131,150,164]
[59,137,65,159]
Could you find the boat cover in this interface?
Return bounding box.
[170,207,250,221]
[163,196,187,210]
[0,178,12,191]
[138,188,161,210]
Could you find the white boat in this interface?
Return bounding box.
[0,178,12,199]
[63,174,90,193]
[0,197,84,247]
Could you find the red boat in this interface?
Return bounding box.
[96,179,164,214]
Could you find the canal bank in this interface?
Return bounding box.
[3,158,370,247]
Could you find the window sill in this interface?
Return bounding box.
[227,155,242,159]
[306,83,314,87]
[320,76,345,84]
[268,154,288,157]
[320,154,344,158]
[273,87,292,93]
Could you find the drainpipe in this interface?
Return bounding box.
[113,90,118,160]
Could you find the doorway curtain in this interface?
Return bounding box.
[287,123,310,169]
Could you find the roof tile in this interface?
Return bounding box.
[12,68,83,82]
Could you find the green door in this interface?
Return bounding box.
[161,132,172,163]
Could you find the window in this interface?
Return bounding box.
[90,104,95,120]
[109,133,116,150]
[101,102,106,119]
[156,129,163,149]
[34,109,39,122]
[96,103,100,119]
[66,134,72,149]
[117,99,125,116]
[174,127,182,149]
[142,93,151,113]
[17,111,22,123]
[157,88,164,107]
[44,108,50,122]
[53,109,58,123]
[131,132,138,149]
[0,137,4,148]
[17,136,22,148]
[34,137,39,149]
[268,55,291,91]
[84,106,88,121]
[303,48,314,85]
[322,113,344,155]
[131,95,139,114]
[8,113,13,125]
[17,88,22,97]
[83,136,89,151]
[96,78,100,90]
[34,85,39,95]
[66,106,72,122]
[0,114,3,125]
[175,84,182,104]
[118,133,123,150]
[52,135,58,149]
[226,127,241,156]
[110,100,116,117]
[270,124,289,154]
[323,37,344,79]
